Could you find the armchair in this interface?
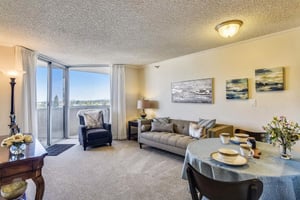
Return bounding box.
[77,108,112,150]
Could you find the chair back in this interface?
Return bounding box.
[186,163,263,200]
[77,108,110,125]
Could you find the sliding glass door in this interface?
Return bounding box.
[36,59,66,146]
[50,65,65,144]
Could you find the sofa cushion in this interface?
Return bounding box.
[175,135,196,149]
[140,132,196,149]
[171,119,192,135]
[189,122,204,138]
[151,122,174,133]
[198,118,216,129]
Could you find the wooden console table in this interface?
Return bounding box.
[0,135,47,200]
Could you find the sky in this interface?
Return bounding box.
[36,67,110,102]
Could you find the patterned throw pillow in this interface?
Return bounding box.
[198,118,216,129]
[83,110,104,129]
[189,122,204,138]
[151,122,174,133]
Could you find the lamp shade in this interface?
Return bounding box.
[137,99,150,109]
[215,20,243,38]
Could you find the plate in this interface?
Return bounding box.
[211,152,248,166]
[218,148,239,156]
[230,137,247,144]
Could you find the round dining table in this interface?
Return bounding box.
[181,138,300,200]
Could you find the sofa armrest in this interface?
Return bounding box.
[207,124,234,138]
[138,119,152,139]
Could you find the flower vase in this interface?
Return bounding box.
[9,142,26,155]
[280,144,291,160]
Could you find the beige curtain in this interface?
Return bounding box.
[110,64,127,139]
[15,46,38,136]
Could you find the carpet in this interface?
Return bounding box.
[46,144,75,156]
[26,139,190,200]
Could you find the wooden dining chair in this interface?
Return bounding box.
[186,163,263,200]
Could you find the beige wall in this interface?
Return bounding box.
[125,66,142,122]
[141,27,300,131]
[0,46,24,135]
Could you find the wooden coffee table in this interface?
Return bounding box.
[0,135,47,200]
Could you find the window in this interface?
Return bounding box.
[68,69,111,136]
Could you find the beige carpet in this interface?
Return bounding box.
[26,139,191,200]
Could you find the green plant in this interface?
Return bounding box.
[263,116,300,152]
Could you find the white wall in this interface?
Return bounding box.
[0,46,24,135]
[141,27,300,131]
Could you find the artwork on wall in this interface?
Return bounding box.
[255,67,285,92]
[226,78,249,100]
[171,78,213,103]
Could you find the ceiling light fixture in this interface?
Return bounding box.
[215,19,243,38]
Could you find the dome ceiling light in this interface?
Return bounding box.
[215,19,243,38]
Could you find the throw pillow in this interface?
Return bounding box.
[152,117,170,124]
[198,118,216,129]
[151,122,174,133]
[83,110,104,129]
[189,123,204,138]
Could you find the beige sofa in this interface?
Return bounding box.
[138,119,233,156]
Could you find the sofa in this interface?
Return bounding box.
[138,118,233,156]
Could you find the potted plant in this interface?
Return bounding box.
[263,116,300,159]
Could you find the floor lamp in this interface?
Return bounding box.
[9,77,20,135]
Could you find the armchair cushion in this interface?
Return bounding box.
[83,110,104,129]
[86,128,110,140]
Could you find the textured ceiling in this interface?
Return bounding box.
[0,0,300,66]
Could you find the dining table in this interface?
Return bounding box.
[181,138,300,200]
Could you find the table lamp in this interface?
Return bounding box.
[137,99,150,119]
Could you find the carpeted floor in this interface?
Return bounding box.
[46,144,75,156]
[26,139,191,200]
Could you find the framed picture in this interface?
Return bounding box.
[226,78,249,100]
[171,78,213,103]
[255,67,285,92]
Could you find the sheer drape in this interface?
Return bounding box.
[110,64,127,139]
[15,46,38,137]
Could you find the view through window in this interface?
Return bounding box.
[68,69,110,136]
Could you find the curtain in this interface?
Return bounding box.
[15,46,38,137]
[110,64,127,139]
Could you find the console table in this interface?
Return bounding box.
[0,135,47,200]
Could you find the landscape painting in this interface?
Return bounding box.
[255,67,284,92]
[226,78,249,100]
[171,78,213,103]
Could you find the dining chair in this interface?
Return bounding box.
[186,163,263,200]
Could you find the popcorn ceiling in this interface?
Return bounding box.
[0,0,299,65]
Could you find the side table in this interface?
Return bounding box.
[127,120,138,140]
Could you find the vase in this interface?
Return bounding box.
[9,142,26,155]
[280,144,291,160]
